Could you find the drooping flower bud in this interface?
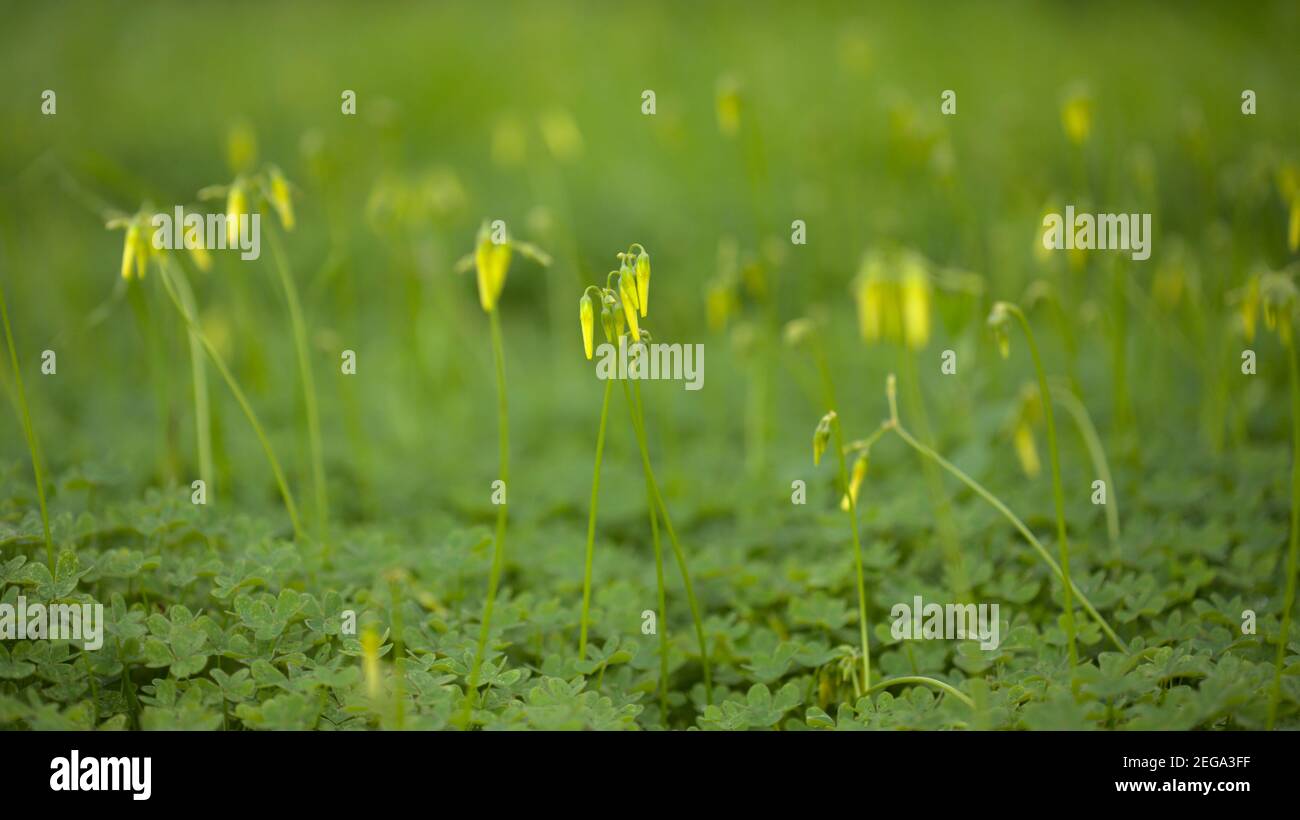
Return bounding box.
[813,411,836,466]
[841,451,868,511]
[268,166,295,231]
[1013,420,1041,478]
[579,293,595,360]
[899,258,931,350]
[618,269,640,342]
[635,249,651,317]
[121,223,140,279]
[226,183,248,247]
[474,223,512,313]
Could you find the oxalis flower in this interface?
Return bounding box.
[852,248,933,350]
[107,212,152,280]
[458,221,550,313]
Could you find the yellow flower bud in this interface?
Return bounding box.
[813,411,835,466]
[226,184,248,247]
[269,167,295,231]
[121,224,139,279]
[619,270,640,342]
[900,262,931,350]
[841,452,868,511]
[1242,276,1259,342]
[474,224,512,313]
[1061,91,1093,146]
[600,303,616,343]
[579,293,594,360]
[1013,421,1040,478]
[635,249,651,318]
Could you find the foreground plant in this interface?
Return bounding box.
[0,274,55,569]
[199,166,326,543]
[577,245,713,712]
[1247,269,1300,730]
[108,212,303,539]
[459,221,549,725]
[988,301,1082,689]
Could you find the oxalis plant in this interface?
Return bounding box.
[576,243,713,714]
[0,273,55,569]
[198,166,326,544]
[790,318,972,708]
[1243,268,1300,730]
[457,220,549,727]
[107,208,303,540]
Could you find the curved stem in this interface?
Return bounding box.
[170,266,213,493]
[647,470,670,717]
[865,675,975,708]
[1267,333,1300,729]
[1049,378,1119,549]
[625,377,712,703]
[268,227,328,544]
[889,421,1126,653]
[811,332,870,691]
[0,276,54,568]
[1006,304,1078,686]
[578,377,614,659]
[464,306,510,725]
[158,258,302,540]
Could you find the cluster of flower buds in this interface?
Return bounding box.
[197,164,298,244]
[1241,267,1300,345]
[852,248,933,351]
[578,244,651,359]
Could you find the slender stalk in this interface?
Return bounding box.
[578,377,614,659]
[900,348,970,598]
[866,675,975,708]
[887,414,1126,653]
[268,227,328,543]
[157,258,303,540]
[464,306,510,724]
[1004,304,1079,686]
[1049,379,1119,550]
[1267,333,1300,729]
[0,276,54,568]
[170,267,214,492]
[810,333,870,691]
[624,377,712,703]
[647,473,670,717]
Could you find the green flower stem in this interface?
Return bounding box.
[1267,331,1300,730]
[268,227,328,544]
[1004,303,1079,687]
[1049,378,1120,551]
[578,377,614,659]
[887,416,1126,653]
[900,348,970,598]
[865,675,975,708]
[464,306,510,725]
[624,377,712,704]
[810,333,871,692]
[157,258,303,540]
[646,471,670,717]
[169,264,214,493]
[0,275,54,569]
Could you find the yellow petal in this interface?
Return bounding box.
[1014,423,1040,478]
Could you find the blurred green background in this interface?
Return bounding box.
[1,0,1298,615]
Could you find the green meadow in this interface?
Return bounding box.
[1,1,1298,729]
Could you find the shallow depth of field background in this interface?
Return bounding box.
[1,1,1299,729]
